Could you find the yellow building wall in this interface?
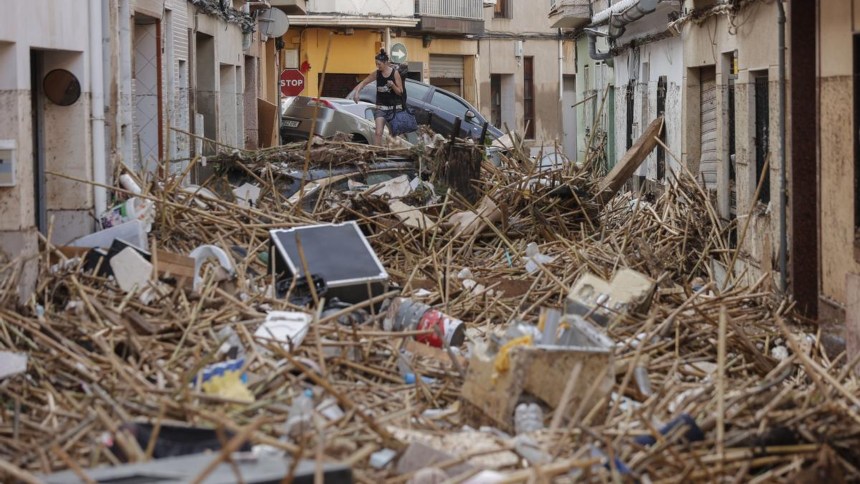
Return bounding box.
[290,28,478,105]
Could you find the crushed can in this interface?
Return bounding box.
[384,297,466,348]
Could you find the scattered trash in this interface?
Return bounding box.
[513,435,551,464]
[269,221,389,304]
[189,244,236,291]
[565,268,656,326]
[0,351,27,380]
[461,315,614,433]
[69,219,149,250]
[523,242,556,274]
[100,197,155,232]
[107,422,251,461]
[232,182,261,207]
[118,173,142,195]
[38,452,352,483]
[634,354,653,397]
[109,247,152,293]
[513,402,544,434]
[771,345,789,361]
[396,441,473,477]
[254,311,312,355]
[284,388,315,439]
[384,298,466,348]
[408,467,448,484]
[200,358,254,403]
[447,196,503,238]
[369,448,398,469]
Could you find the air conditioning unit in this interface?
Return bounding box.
[483,0,497,6]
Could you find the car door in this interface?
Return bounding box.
[428,89,482,140]
[403,80,433,125]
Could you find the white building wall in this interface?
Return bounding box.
[613,36,684,181]
[0,0,98,302]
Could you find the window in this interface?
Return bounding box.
[754,73,770,204]
[494,0,510,18]
[656,75,667,180]
[430,91,469,120]
[524,57,535,139]
[490,74,501,129]
[405,81,431,101]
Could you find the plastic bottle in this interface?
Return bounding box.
[633,355,653,397]
[383,298,466,348]
[284,389,314,439]
[119,173,142,195]
[514,402,544,434]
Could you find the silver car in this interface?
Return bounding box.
[280,96,378,144]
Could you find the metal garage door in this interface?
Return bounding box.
[429,55,464,78]
[700,68,718,189]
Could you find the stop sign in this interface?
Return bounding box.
[280,69,305,97]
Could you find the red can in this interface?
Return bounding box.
[415,309,466,348]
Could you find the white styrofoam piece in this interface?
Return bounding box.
[254,311,313,354]
[0,351,27,380]
[233,182,261,207]
[109,247,153,293]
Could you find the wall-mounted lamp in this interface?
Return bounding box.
[423,34,433,48]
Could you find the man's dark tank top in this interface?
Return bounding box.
[376,69,399,107]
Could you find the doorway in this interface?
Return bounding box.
[30,50,45,234]
[133,15,162,172]
[754,73,770,204]
[562,75,577,158]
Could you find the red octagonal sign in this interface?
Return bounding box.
[280,69,305,97]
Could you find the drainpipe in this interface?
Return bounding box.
[90,0,107,216]
[119,0,133,170]
[559,28,564,146]
[586,0,657,64]
[586,29,613,62]
[384,27,391,55]
[778,0,787,292]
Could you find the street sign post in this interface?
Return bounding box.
[280,69,306,97]
[391,43,407,64]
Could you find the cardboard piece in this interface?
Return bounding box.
[257,98,278,147]
[460,320,614,433]
[388,200,437,230]
[564,268,656,326]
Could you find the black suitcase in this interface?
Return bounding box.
[269,221,389,305]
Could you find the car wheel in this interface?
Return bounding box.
[352,134,369,144]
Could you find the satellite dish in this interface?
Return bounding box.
[258,8,289,38]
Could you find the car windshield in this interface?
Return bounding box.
[405,81,431,101]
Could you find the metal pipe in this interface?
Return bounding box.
[559,28,564,145]
[593,0,643,24]
[587,30,613,61]
[608,0,658,38]
[90,0,107,215]
[778,0,787,293]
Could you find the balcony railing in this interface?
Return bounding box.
[416,0,483,20]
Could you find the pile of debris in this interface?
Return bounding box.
[1,129,857,482]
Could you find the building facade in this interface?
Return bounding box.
[280,0,576,153]
[479,0,577,153]
[0,0,278,304]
